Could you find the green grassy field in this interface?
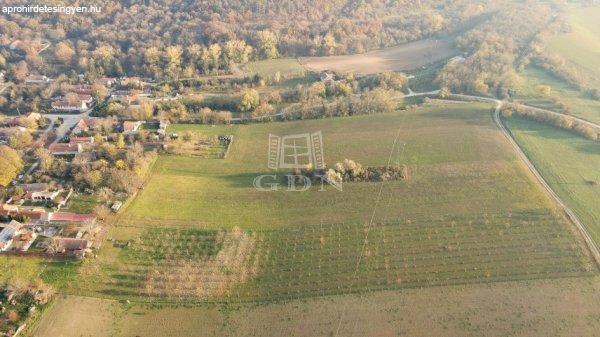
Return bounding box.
[546,5,600,88]
[506,117,600,245]
[515,66,600,124]
[59,103,596,302]
[122,104,549,230]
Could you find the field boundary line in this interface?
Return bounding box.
[333,113,407,337]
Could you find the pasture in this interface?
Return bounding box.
[506,117,600,245]
[121,103,549,230]
[515,66,600,124]
[299,38,458,75]
[546,5,600,88]
[32,276,600,337]
[63,102,597,302]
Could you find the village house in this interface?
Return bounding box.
[110,90,139,105]
[120,77,144,87]
[0,220,22,251]
[77,94,93,104]
[51,98,88,112]
[20,183,49,194]
[157,119,169,137]
[51,238,89,258]
[69,136,94,145]
[122,120,143,134]
[0,204,51,223]
[98,77,117,87]
[73,84,93,95]
[0,220,38,252]
[48,212,96,225]
[25,75,52,84]
[49,142,82,155]
[72,118,97,134]
[28,190,60,202]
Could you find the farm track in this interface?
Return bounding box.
[441,92,600,267]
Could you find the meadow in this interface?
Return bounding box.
[60,102,597,302]
[515,66,600,124]
[32,276,600,337]
[506,117,600,245]
[546,5,600,88]
[299,38,458,75]
[121,104,549,230]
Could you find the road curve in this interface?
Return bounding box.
[448,93,600,266]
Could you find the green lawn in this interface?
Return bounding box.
[506,117,600,245]
[64,194,99,213]
[64,103,596,302]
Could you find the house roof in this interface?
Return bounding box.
[52,99,86,109]
[19,183,48,192]
[49,212,96,223]
[56,238,88,251]
[49,142,81,154]
[69,136,94,144]
[123,120,142,132]
[76,118,97,129]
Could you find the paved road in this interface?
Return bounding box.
[44,108,92,144]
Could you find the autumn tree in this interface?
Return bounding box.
[54,41,75,63]
[256,30,278,59]
[239,89,260,112]
[0,145,24,187]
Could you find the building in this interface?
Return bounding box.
[72,118,98,134]
[98,77,116,87]
[77,94,93,104]
[29,190,60,202]
[20,183,49,193]
[49,142,82,155]
[69,136,94,145]
[122,120,143,134]
[25,75,52,84]
[48,212,96,225]
[111,201,123,212]
[0,204,50,222]
[110,90,139,104]
[73,84,93,95]
[0,220,22,251]
[52,238,89,257]
[51,99,88,112]
[120,77,143,87]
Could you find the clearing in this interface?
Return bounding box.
[299,38,458,75]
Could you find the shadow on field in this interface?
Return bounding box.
[577,142,600,156]
[214,172,284,188]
